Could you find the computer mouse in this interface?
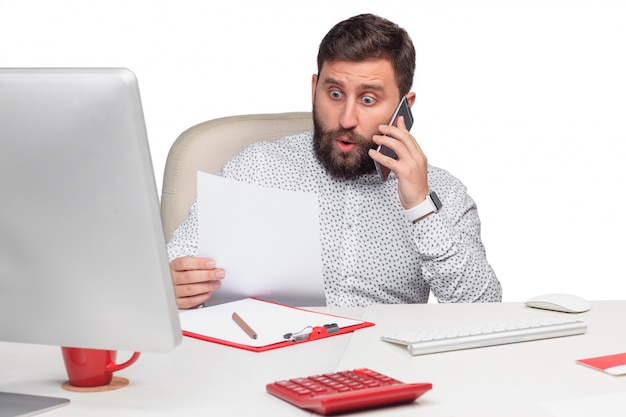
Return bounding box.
[525,293,591,313]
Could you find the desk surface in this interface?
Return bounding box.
[1,302,625,416]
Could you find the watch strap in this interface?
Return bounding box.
[404,191,442,223]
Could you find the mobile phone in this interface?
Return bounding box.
[374,96,414,181]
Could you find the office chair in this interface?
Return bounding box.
[161,112,313,241]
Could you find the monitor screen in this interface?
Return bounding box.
[0,68,181,353]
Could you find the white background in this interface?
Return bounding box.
[2,0,624,302]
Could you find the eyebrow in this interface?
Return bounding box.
[321,76,386,93]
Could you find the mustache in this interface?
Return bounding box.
[326,128,369,145]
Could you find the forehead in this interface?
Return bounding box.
[318,59,398,94]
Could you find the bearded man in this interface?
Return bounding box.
[167,14,502,309]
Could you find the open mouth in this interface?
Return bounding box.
[336,138,357,152]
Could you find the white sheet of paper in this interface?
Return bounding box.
[196,172,326,306]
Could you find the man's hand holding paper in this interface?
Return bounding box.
[170,256,225,309]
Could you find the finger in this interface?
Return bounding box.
[170,256,216,272]
[377,123,421,154]
[368,145,398,171]
[175,279,222,298]
[394,114,408,130]
[173,267,225,285]
[371,133,413,165]
[175,278,223,309]
[177,293,210,310]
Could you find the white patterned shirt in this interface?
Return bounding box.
[167,131,502,307]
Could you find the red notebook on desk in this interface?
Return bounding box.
[577,352,626,375]
[179,298,374,352]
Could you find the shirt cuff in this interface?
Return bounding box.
[412,211,455,259]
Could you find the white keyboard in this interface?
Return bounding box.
[381,316,587,356]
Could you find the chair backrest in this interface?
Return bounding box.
[160,112,313,241]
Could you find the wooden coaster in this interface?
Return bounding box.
[61,376,130,392]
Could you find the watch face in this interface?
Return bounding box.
[430,192,443,211]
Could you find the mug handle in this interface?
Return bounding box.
[107,351,141,372]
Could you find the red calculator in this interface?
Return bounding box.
[266,368,432,415]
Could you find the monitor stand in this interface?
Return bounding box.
[0,392,69,417]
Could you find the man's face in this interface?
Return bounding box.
[311,59,402,180]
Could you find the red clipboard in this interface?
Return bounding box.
[180,298,374,352]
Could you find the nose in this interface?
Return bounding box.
[338,101,358,130]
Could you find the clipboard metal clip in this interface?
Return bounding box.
[283,323,340,342]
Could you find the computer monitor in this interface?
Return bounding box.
[0,68,182,415]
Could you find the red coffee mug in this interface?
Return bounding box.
[61,347,141,387]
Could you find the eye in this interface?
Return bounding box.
[329,90,343,100]
[362,95,376,105]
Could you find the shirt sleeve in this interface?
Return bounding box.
[166,200,200,262]
[413,179,502,303]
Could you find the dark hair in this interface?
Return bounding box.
[317,14,416,96]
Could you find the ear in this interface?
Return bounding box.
[406,92,417,107]
[311,74,319,106]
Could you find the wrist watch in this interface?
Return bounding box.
[404,191,442,223]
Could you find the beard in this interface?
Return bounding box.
[312,106,377,180]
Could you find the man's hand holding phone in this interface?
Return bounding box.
[369,95,430,211]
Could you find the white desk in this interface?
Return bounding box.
[0,307,357,417]
[1,302,625,416]
[337,301,626,416]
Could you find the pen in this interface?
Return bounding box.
[232,312,257,339]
